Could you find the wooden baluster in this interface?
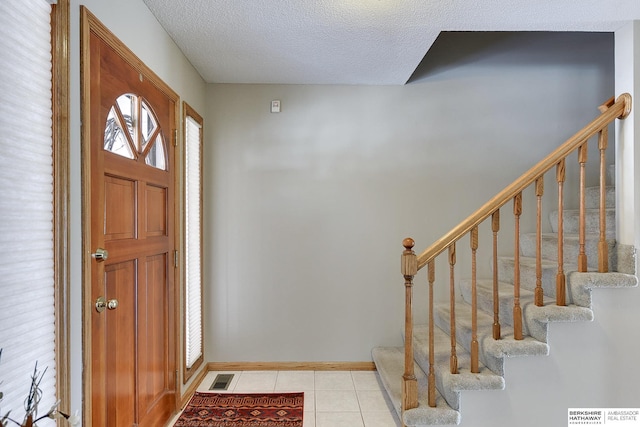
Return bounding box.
[470,227,479,373]
[448,244,458,373]
[513,193,523,340]
[556,160,567,306]
[578,143,588,272]
[535,177,544,306]
[401,238,418,414]
[598,128,609,272]
[491,211,501,340]
[427,260,436,407]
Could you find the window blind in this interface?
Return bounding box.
[0,0,56,425]
[185,115,203,369]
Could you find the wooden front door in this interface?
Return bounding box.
[82,9,178,427]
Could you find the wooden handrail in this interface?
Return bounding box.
[415,93,632,271]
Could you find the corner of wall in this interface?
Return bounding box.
[614,21,639,277]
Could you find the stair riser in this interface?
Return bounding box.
[458,279,531,334]
[549,209,615,237]
[520,233,616,270]
[497,258,559,299]
[411,326,471,410]
[433,306,476,362]
[584,185,615,209]
[432,304,503,370]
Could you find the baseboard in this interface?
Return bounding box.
[207,361,376,371]
[179,366,208,408]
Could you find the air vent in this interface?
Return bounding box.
[210,373,234,390]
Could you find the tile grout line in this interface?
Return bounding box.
[352,371,366,427]
[194,370,398,427]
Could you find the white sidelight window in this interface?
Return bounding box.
[183,103,204,381]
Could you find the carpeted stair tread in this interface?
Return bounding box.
[520,232,616,271]
[371,346,461,426]
[584,185,615,209]
[434,302,549,376]
[458,278,594,341]
[567,271,638,308]
[549,207,615,237]
[460,278,541,326]
[497,255,565,299]
[523,302,595,342]
[499,255,638,303]
[412,324,505,410]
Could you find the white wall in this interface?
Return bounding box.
[67,0,207,413]
[204,32,617,363]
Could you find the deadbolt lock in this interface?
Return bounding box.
[92,248,109,261]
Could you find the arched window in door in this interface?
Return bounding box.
[104,93,167,170]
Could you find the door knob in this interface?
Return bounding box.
[95,296,118,313]
[92,248,108,261]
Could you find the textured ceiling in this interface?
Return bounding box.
[142,0,640,85]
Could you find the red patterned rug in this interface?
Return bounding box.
[173,392,304,427]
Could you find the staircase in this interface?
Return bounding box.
[372,95,638,426]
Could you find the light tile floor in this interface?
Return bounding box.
[172,370,401,427]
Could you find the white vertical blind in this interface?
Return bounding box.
[185,115,203,369]
[0,0,56,425]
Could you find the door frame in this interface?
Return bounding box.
[80,7,181,423]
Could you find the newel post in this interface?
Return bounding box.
[401,238,419,414]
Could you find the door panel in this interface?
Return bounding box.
[145,185,168,236]
[139,253,170,414]
[104,175,136,240]
[104,261,137,426]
